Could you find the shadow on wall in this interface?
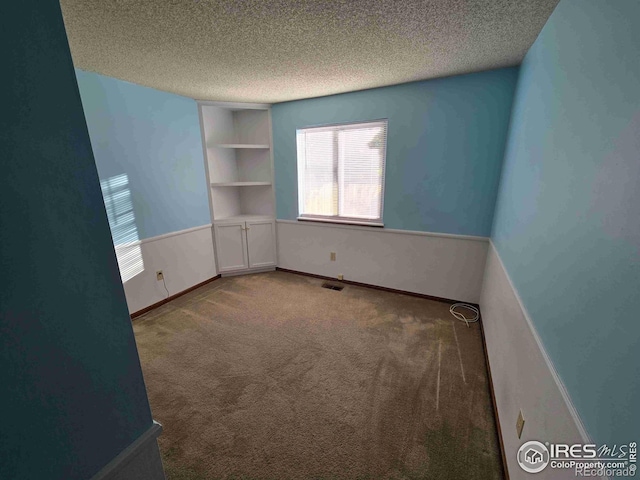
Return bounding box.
[100,173,144,282]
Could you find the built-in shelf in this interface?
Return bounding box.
[214,143,270,149]
[210,181,271,187]
[199,102,276,274]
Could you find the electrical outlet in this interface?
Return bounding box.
[330,252,336,261]
[516,410,525,438]
[337,274,344,281]
[156,270,164,281]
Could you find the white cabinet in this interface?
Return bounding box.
[246,219,276,268]
[214,218,276,273]
[213,221,248,272]
[198,101,277,276]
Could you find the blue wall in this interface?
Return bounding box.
[0,1,154,479]
[76,69,210,241]
[491,0,640,444]
[272,68,519,236]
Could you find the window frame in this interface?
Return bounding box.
[295,119,388,228]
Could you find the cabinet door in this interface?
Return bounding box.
[246,220,276,268]
[214,222,248,272]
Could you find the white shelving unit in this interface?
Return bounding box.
[197,101,277,275]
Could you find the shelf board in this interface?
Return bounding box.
[213,143,270,149]
[211,181,271,187]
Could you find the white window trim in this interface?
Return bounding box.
[296,119,388,227]
[296,215,384,228]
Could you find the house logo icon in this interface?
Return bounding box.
[517,441,550,473]
[526,449,542,463]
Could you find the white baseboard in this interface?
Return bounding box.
[91,421,164,480]
[276,220,489,303]
[480,242,592,480]
[117,224,217,314]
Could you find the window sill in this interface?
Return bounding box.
[296,216,384,228]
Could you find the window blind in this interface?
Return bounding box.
[296,120,387,225]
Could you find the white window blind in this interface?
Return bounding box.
[296,120,387,226]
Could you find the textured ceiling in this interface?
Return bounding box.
[60,0,559,103]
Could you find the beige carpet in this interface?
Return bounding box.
[133,271,504,480]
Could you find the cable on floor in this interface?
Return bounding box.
[449,303,479,328]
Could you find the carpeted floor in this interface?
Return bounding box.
[133,271,504,480]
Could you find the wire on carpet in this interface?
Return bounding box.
[162,277,170,298]
[449,303,479,328]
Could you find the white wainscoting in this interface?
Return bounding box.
[276,220,489,303]
[480,242,593,480]
[116,225,217,314]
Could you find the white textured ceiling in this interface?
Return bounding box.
[60,0,559,103]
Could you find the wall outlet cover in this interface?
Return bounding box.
[337,274,344,281]
[156,271,164,281]
[330,252,336,261]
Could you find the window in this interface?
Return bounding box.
[296,119,387,226]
